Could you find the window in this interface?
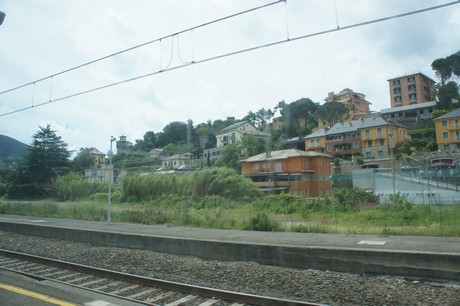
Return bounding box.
[327,145,332,152]
[456,120,459,128]
[377,128,382,137]
[457,131,460,140]
[380,139,385,146]
[274,161,282,172]
[366,152,371,158]
[407,76,415,83]
[393,88,401,94]
[365,129,370,138]
[367,140,372,147]
[393,79,400,86]
[441,120,448,127]
[378,151,384,158]
[408,84,416,92]
[442,132,448,139]
[254,163,259,170]
[354,142,359,149]
[394,96,402,103]
[409,93,417,101]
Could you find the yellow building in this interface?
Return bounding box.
[434,109,460,152]
[305,116,411,159]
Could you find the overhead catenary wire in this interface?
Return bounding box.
[0,0,459,118]
[0,0,284,96]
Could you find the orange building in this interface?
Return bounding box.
[388,72,435,107]
[240,149,332,197]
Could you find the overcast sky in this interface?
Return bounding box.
[1,0,459,155]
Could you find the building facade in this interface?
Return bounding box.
[161,153,197,170]
[84,166,125,185]
[323,88,371,122]
[380,101,437,129]
[434,108,460,152]
[240,149,332,197]
[304,117,411,159]
[388,72,435,107]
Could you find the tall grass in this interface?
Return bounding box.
[122,167,262,201]
[53,173,106,201]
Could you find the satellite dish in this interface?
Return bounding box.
[0,11,5,25]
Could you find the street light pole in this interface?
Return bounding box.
[108,136,116,224]
[388,131,395,200]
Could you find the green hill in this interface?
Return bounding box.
[0,135,29,170]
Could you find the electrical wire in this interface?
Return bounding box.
[0,0,284,96]
[1,0,459,118]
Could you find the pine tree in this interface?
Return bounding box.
[26,125,71,195]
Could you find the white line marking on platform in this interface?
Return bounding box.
[357,240,387,245]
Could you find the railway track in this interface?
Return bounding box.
[0,249,324,306]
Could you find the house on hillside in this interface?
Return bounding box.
[87,148,106,168]
[434,108,460,152]
[240,149,332,197]
[203,121,270,161]
[160,153,197,171]
[323,88,371,123]
[84,166,126,185]
[304,116,411,160]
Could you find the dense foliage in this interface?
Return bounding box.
[122,167,262,201]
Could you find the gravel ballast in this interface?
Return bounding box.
[0,231,459,306]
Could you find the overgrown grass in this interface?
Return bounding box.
[1,194,459,237]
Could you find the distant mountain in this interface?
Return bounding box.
[0,135,29,170]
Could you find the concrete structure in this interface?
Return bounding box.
[116,136,132,154]
[380,101,437,129]
[304,116,411,160]
[434,108,460,152]
[240,149,331,197]
[388,72,435,107]
[1,216,458,281]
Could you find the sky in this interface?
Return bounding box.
[0,0,459,156]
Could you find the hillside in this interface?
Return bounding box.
[0,135,29,170]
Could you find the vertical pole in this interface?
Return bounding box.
[108,136,115,224]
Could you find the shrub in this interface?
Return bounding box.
[242,213,281,231]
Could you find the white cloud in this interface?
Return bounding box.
[1,0,459,154]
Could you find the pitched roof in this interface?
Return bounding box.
[434,108,460,120]
[216,121,248,134]
[381,101,437,114]
[321,116,406,136]
[304,128,328,139]
[241,149,331,162]
[88,148,106,155]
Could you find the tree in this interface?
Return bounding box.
[155,121,188,147]
[132,131,157,152]
[72,147,97,173]
[26,125,71,196]
[435,81,459,110]
[315,101,349,128]
[432,52,460,110]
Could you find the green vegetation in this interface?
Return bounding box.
[1,184,459,237]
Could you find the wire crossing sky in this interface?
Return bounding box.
[1,0,459,153]
[1,0,458,118]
